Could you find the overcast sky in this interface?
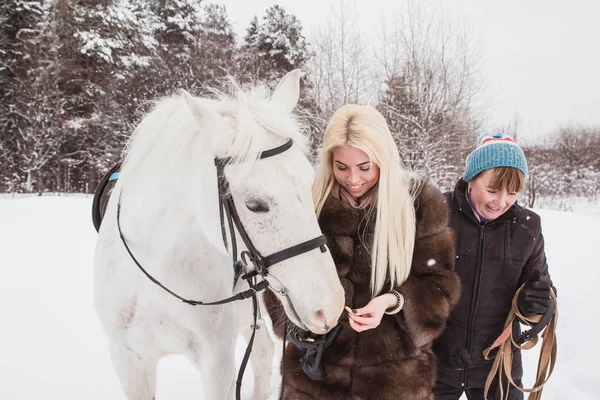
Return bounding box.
[212,0,600,141]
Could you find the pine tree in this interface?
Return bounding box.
[0,0,64,192]
[238,5,311,86]
[236,6,324,159]
[30,0,166,192]
[378,70,476,191]
[130,1,235,98]
[197,3,236,91]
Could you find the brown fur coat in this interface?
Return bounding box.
[279,181,460,400]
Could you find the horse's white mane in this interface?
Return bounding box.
[119,78,308,184]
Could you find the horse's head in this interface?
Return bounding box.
[181,70,345,334]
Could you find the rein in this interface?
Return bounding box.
[116,138,327,400]
[482,284,558,400]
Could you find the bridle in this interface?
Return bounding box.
[215,138,327,282]
[116,138,328,400]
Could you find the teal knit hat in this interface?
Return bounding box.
[463,133,528,181]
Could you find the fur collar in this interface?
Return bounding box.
[319,180,449,240]
[319,195,375,237]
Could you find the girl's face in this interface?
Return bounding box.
[332,146,380,197]
[469,169,519,220]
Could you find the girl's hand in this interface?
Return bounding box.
[347,293,397,332]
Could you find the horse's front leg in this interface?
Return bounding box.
[241,320,276,399]
[186,305,238,400]
[109,343,159,400]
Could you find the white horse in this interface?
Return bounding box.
[94,70,345,400]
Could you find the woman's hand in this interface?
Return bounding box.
[348,293,397,332]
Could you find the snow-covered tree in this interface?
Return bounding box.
[307,0,373,114]
[376,0,482,190]
[523,125,600,208]
[238,5,311,86]
[199,3,236,88]
[149,0,236,95]
[0,0,66,192]
[43,0,164,191]
[236,6,323,160]
[0,0,242,193]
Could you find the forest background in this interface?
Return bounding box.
[2,0,598,210]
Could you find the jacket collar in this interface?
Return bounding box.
[319,194,375,236]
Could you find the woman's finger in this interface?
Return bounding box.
[352,306,374,317]
[349,317,377,332]
[348,318,363,332]
[348,313,373,325]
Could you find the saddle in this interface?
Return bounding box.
[92,163,121,232]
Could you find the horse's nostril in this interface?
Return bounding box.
[315,310,325,321]
[314,309,326,325]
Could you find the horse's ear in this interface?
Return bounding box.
[271,69,301,113]
[180,89,211,124]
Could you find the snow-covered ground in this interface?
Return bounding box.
[0,195,597,399]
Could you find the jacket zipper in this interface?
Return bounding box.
[461,223,486,387]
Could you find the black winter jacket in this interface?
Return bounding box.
[435,179,554,389]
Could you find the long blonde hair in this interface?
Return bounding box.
[313,104,418,296]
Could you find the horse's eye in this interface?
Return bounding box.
[245,199,270,213]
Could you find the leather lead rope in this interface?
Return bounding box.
[482,284,558,400]
[235,284,259,399]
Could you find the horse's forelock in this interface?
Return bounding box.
[214,83,308,178]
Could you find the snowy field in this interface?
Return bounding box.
[0,195,598,399]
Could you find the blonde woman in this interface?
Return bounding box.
[281,105,461,399]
